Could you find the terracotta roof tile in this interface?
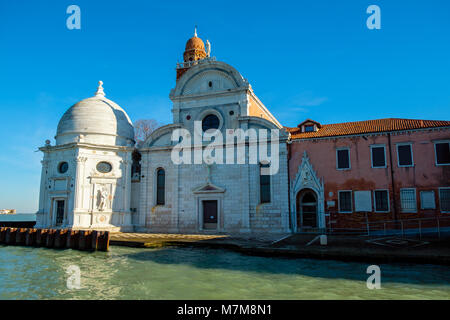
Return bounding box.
[286,118,450,139]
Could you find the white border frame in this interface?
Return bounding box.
[373,189,390,213]
[396,143,414,167]
[399,188,417,213]
[434,140,450,166]
[259,163,272,204]
[370,144,387,168]
[438,187,450,213]
[338,190,353,213]
[336,147,351,170]
[154,167,166,206]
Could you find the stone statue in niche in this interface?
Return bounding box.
[206,40,211,57]
[97,186,109,211]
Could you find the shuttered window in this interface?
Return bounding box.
[156,168,165,205]
[374,190,389,212]
[420,191,436,210]
[371,146,386,168]
[439,188,450,212]
[338,191,352,213]
[337,149,350,169]
[397,144,413,166]
[435,142,450,165]
[400,189,416,212]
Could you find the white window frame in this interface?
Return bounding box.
[434,140,450,166]
[399,188,417,213]
[336,147,351,170]
[259,163,272,204]
[338,190,353,213]
[370,144,387,168]
[396,143,414,167]
[373,189,390,213]
[420,190,436,210]
[439,187,450,213]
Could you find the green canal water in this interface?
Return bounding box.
[0,245,449,300]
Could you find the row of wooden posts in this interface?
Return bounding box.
[0,227,110,251]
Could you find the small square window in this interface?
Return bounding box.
[371,146,386,168]
[304,125,315,132]
[336,149,350,170]
[435,142,450,165]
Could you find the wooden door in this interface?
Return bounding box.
[203,200,218,230]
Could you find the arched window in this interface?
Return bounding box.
[260,163,271,203]
[156,168,165,205]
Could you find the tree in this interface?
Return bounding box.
[134,119,160,144]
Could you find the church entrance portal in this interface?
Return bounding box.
[202,200,218,230]
[296,190,317,229]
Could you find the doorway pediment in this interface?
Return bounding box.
[193,183,225,194]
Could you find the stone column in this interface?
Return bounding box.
[37,158,49,227]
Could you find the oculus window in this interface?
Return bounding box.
[202,114,220,132]
[97,162,112,173]
[58,162,69,174]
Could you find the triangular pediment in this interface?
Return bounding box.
[193,182,226,194]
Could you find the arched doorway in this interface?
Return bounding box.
[296,189,318,229]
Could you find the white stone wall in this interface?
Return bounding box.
[37,144,133,231]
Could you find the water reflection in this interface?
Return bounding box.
[0,245,449,300]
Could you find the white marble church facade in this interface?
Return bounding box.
[36,32,290,234]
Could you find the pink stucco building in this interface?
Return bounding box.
[286,118,450,233]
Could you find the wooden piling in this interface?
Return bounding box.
[1,227,109,252]
[25,229,37,246]
[16,228,27,246]
[0,227,7,244]
[46,229,56,248]
[54,229,68,249]
[91,230,99,251]
[66,230,79,249]
[36,229,48,247]
[79,230,93,251]
[5,228,17,245]
[98,231,110,251]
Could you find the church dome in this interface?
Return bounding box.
[185,36,205,51]
[56,81,135,146]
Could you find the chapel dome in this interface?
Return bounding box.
[185,36,205,51]
[55,81,135,147]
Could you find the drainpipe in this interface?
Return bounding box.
[287,139,292,232]
[388,133,398,222]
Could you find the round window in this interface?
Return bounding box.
[58,162,68,174]
[202,114,220,132]
[97,162,112,173]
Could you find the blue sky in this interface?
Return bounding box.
[0,0,449,212]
